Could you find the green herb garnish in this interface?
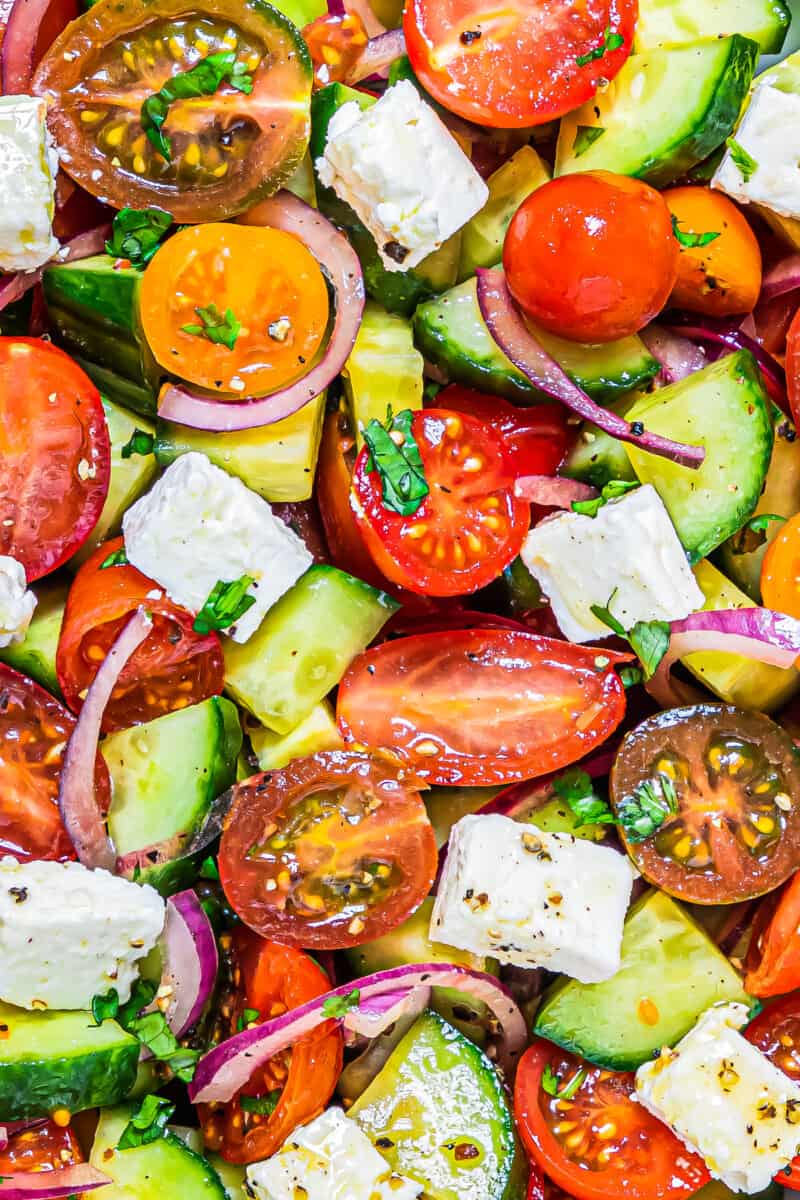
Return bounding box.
[199,854,220,880]
[726,137,758,183]
[91,988,120,1025]
[121,429,156,460]
[237,1007,260,1032]
[670,215,721,250]
[193,574,256,635]
[619,664,644,689]
[590,591,670,680]
[541,1064,588,1099]
[617,774,678,843]
[363,408,429,517]
[571,479,639,518]
[321,988,361,1018]
[117,1094,175,1150]
[142,52,253,161]
[552,767,615,829]
[127,1011,200,1082]
[575,25,624,66]
[105,207,172,268]
[572,125,605,157]
[730,512,786,556]
[181,302,241,351]
[100,547,129,570]
[240,1090,282,1115]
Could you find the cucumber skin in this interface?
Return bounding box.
[0,1030,139,1120]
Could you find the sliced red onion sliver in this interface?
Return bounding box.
[514,474,597,508]
[640,324,707,384]
[58,607,152,871]
[0,223,112,315]
[761,253,800,302]
[344,28,406,84]
[343,986,430,1040]
[158,192,365,432]
[159,889,218,1038]
[189,963,526,1102]
[666,315,788,414]
[476,270,705,469]
[646,606,800,709]
[2,0,55,92]
[0,1165,111,1200]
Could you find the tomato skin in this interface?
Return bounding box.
[744,873,800,997]
[503,173,679,343]
[199,929,343,1164]
[57,536,224,733]
[435,387,571,478]
[786,307,800,428]
[219,750,437,949]
[403,0,635,128]
[745,992,800,1187]
[0,338,110,581]
[663,186,762,318]
[515,1041,709,1200]
[761,511,800,620]
[0,1120,83,1172]
[337,629,630,786]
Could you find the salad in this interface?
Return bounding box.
[4,0,800,1196]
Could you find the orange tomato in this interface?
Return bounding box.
[140,223,329,396]
[663,186,762,317]
[761,511,800,621]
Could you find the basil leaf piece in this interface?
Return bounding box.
[240,1090,282,1115]
[726,137,758,183]
[105,207,172,268]
[121,429,156,460]
[237,1007,260,1032]
[181,302,241,351]
[127,1010,200,1082]
[363,408,429,517]
[91,988,120,1025]
[573,125,605,158]
[116,978,157,1030]
[671,215,721,250]
[616,774,678,843]
[541,1064,560,1096]
[199,854,220,880]
[100,547,129,570]
[575,25,624,66]
[558,1068,587,1100]
[571,479,639,518]
[729,513,786,556]
[321,988,361,1018]
[552,767,615,829]
[141,52,254,161]
[117,1095,175,1150]
[193,574,256,635]
[590,592,670,680]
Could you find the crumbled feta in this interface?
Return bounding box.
[713,83,800,221]
[0,555,36,648]
[0,857,164,1011]
[430,814,636,981]
[635,1002,800,1193]
[316,81,488,272]
[246,1108,422,1200]
[0,95,59,272]
[520,484,703,643]
[122,452,312,643]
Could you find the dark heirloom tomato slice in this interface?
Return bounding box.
[0,664,110,862]
[515,1041,709,1200]
[218,750,437,949]
[336,629,630,786]
[610,704,800,904]
[0,1120,84,1171]
[0,339,110,581]
[32,0,312,222]
[57,536,224,733]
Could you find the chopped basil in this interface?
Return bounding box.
[121,429,156,460]
[105,207,172,268]
[671,215,721,249]
[363,408,429,517]
[321,988,361,1018]
[117,1094,175,1150]
[199,854,220,880]
[193,574,256,635]
[726,137,758,183]
[127,1011,200,1082]
[552,767,615,829]
[571,479,639,518]
[181,302,241,351]
[240,1090,282,1115]
[616,774,678,843]
[572,125,605,158]
[91,988,120,1025]
[541,1063,588,1099]
[730,512,786,556]
[100,547,129,570]
[619,664,644,689]
[590,591,670,680]
[541,1063,560,1096]
[575,25,624,66]
[141,52,253,161]
[237,1007,260,1031]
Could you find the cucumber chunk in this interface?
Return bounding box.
[342,301,423,448]
[350,1010,518,1200]
[248,700,342,770]
[561,420,638,490]
[0,576,68,696]
[224,564,399,733]
[0,1002,139,1119]
[634,0,789,54]
[413,278,658,403]
[458,146,550,280]
[91,1105,226,1200]
[556,37,759,186]
[534,889,751,1071]
[623,350,773,563]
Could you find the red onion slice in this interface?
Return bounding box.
[761,254,800,302]
[0,1165,111,1200]
[344,28,405,84]
[343,986,430,1040]
[514,475,597,508]
[666,315,788,414]
[2,0,63,92]
[476,270,705,469]
[189,963,526,1102]
[159,889,218,1038]
[640,324,707,384]
[58,607,152,870]
[158,193,365,432]
[0,223,112,315]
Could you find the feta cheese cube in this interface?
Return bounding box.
[316,81,488,272]
[430,814,637,981]
[122,452,312,643]
[520,483,703,643]
[0,95,59,272]
[0,555,36,648]
[635,1002,800,1194]
[713,83,800,221]
[246,1108,422,1200]
[0,857,164,1011]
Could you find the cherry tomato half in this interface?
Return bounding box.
[337,629,630,786]
[503,172,679,343]
[351,408,530,596]
[746,993,800,1188]
[57,536,224,732]
[0,1120,83,1172]
[785,308,800,433]
[199,928,343,1164]
[515,1041,709,1200]
[0,664,110,863]
[0,339,110,581]
[663,186,762,318]
[435,387,571,478]
[403,0,635,128]
[761,511,800,619]
[743,873,800,997]
[219,750,438,949]
[610,704,800,904]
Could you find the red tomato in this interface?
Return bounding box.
[219,750,437,949]
[57,537,224,733]
[786,306,800,427]
[435,387,571,478]
[503,173,679,343]
[0,1120,83,1172]
[350,408,530,597]
[745,992,800,1188]
[0,664,110,862]
[744,873,800,997]
[0,339,110,581]
[199,928,343,1164]
[403,0,635,128]
[337,629,630,786]
[515,1041,710,1200]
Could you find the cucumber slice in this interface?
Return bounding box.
[534,889,751,1071]
[634,0,789,54]
[154,392,325,503]
[208,1154,246,1200]
[248,700,342,769]
[91,1106,226,1200]
[684,560,800,713]
[561,420,638,489]
[425,786,498,848]
[342,301,423,448]
[556,37,759,186]
[77,358,157,419]
[224,564,399,733]
[623,351,773,563]
[0,576,68,696]
[458,146,550,280]
[350,1010,518,1200]
[0,1002,139,1119]
[413,278,658,403]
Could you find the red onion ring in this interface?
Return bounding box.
[476,270,705,469]
[159,889,218,1038]
[58,607,152,870]
[514,475,597,508]
[666,314,788,414]
[0,223,112,315]
[189,963,527,1102]
[640,324,707,384]
[2,0,60,92]
[0,1165,111,1199]
[343,986,430,1040]
[158,192,365,431]
[344,28,405,84]
[761,254,800,303]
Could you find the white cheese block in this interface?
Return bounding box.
[0,555,36,648]
[713,83,800,222]
[0,95,59,272]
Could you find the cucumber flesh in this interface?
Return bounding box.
[634,0,789,54]
[458,146,550,280]
[342,301,424,447]
[533,889,751,1071]
[623,350,773,563]
[248,700,342,770]
[556,37,759,186]
[91,1106,227,1200]
[561,419,638,490]
[0,576,68,696]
